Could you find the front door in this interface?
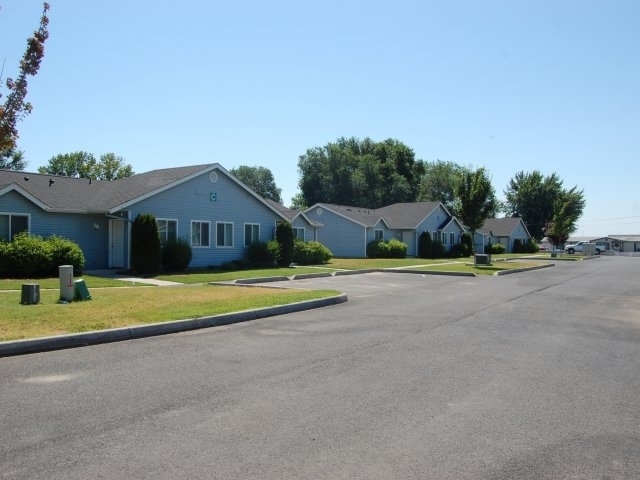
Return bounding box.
[109,220,125,268]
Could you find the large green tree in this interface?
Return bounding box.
[0,148,27,171]
[503,171,563,241]
[0,3,50,151]
[418,160,469,215]
[544,187,586,248]
[230,165,282,203]
[38,151,134,180]
[297,137,425,208]
[455,167,499,253]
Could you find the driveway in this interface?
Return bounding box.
[1,257,639,479]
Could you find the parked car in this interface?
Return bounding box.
[564,241,604,255]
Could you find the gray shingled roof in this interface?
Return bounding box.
[377,202,443,228]
[480,217,526,236]
[0,164,213,213]
[316,201,443,228]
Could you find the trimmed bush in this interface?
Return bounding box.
[267,240,281,265]
[486,243,506,254]
[276,222,294,266]
[367,239,407,258]
[418,231,433,259]
[448,242,467,258]
[47,235,85,275]
[293,240,332,265]
[0,233,85,278]
[461,233,473,256]
[162,237,192,272]
[131,213,162,275]
[432,240,445,258]
[247,240,280,266]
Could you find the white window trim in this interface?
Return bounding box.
[244,223,260,246]
[190,220,211,248]
[157,218,178,243]
[293,227,305,241]
[0,212,30,241]
[216,221,234,248]
[374,229,384,242]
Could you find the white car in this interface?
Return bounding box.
[564,241,604,255]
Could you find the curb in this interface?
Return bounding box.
[382,268,476,277]
[0,294,348,357]
[494,263,554,275]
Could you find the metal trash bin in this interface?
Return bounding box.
[21,283,40,305]
[74,279,91,301]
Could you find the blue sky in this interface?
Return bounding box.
[1,0,639,237]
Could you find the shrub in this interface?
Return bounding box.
[293,240,332,265]
[0,233,85,278]
[418,231,433,259]
[432,240,445,258]
[526,239,539,253]
[367,239,407,258]
[461,233,473,256]
[131,213,161,275]
[486,243,506,254]
[247,240,280,266]
[267,240,281,265]
[47,235,85,275]
[162,237,192,272]
[448,243,467,258]
[2,233,53,277]
[276,222,294,266]
[513,238,523,253]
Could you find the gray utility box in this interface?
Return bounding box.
[582,243,597,256]
[474,254,492,265]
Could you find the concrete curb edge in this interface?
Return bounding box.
[0,294,348,357]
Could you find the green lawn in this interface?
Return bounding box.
[152,259,457,284]
[0,275,142,291]
[408,261,546,275]
[0,285,340,342]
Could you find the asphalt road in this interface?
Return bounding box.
[2,257,640,479]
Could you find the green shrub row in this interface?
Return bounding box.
[367,239,407,258]
[513,238,539,254]
[293,240,332,265]
[486,243,506,254]
[419,231,473,259]
[246,240,281,266]
[0,233,85,278]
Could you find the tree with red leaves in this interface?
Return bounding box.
[0,2,50,152]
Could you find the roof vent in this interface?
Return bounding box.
[49,179,54,187]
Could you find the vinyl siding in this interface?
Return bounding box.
[0,191,108,269]
[124,170,283,267]
[307,208,366,258]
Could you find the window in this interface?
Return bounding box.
[0,214,29,241]
[374,229,384,242]
[217,222,233,247]
[157,219,177,243]
[244,223,260,246]
[293,227,305,241]
[191,221,210,247]
[431,231,439,243]
[450,233,456,246]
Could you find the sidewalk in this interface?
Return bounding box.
[84,269,183,286]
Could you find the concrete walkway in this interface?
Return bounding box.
[84,270,183,286]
